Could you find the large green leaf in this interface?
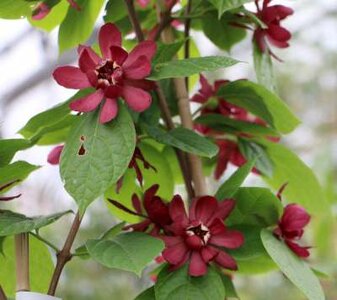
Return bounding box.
[60,105,136,213]
[215,160,255,200]
[228,225,276,274]
[135,287,156,300]
[148,56,239,80]
[261,229,325,300]
[0,161,40,188]
[201,11,246,52]
[217,80,300,134]
[227,187,283,228]
[253,42,277,92]
[58,0,104,53]
[86,232,164,276]
[207,0,254,18]
[104,0,127,23]
[0,210,71,236]
[0,139,32,167]
[0,0,33,19]
[106,142,174,223]
[144,125,218,158]
[0,236,54,297]
[153,40,185,65]
[155,265,225,300]
[195,114,280,137]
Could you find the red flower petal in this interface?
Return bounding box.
[123,41,157,69]
[122,85,152,112]
[79,48,99,73]
[185,235,203,250]
[99,98,118,123]
[189,251,207,276]
[213,199,235,220]
[32,3,51,20]
[99,23,122,59]
[53,66,91,89]
[123,55,152,80]
[132,194,143,214]
[47,145,64,165]
[169,195,188,222]
[191,93,207,104]
[190,196,217,225]
[210,229,244,249]
[104,85,122,99]
[214,251,237,270]
[267,24,291,42]
[163,242,189,265]
[201,246,218,263]
[280,204,310,232]
[69,90,104,112]
[199,74,213,98]
[285,240,310,258]
[110,46,128,66]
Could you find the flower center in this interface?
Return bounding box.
[186,223,210,245]
[96,60,123,88]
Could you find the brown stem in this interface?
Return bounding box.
[158,5,207,197]
[184,0,193,90]
[0,285,7,300]
[48,212,82,296]
[153,11,173,41]
[124,0,194,199]
[15,233,30,292]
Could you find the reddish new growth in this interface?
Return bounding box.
[110,190,244,276]
[53,23,157,123]
[47,145,64,165]
[191,75,263,179]
[32,0,81,20]
[0,181,21,201]
[274,204,311,258]
[254,0,293,58]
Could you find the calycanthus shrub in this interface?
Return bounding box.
[0,1,332,300]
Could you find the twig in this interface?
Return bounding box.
[48,212,82,296]
[30,231,60,253]
[15,233,30,292]
[184,0,193,90]
[124,0,195,199]
[0,285,7,300]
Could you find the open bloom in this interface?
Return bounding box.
[32,0,80,20]
[53,23,157,123]
[0,181,21,201]
[254,0,293,55]
[109,185,172,234]
[274,204,311,258]
[162,196,244,276]
[47,145,64,165]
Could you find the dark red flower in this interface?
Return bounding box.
[162,196,244,276]
[254,0,293,56]
[108,185,171,234]
[32,0,80,20]
[47,145,64,165]
[274,204,311,258]
[53,23,157,123]
[0,181,21,201]
[116,146,157,192]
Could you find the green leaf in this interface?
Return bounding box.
[195,114,280,137]
[201,11,246,52]
[153,40,185,65]
[0,210,71,236]
[106,142,174,223]
[104,0,127,23]
[148,56,239,80]
[221,274,239,298]
[227,187,283,228]
[253,42,277,92]
[238,138,274,177]
[60,105,136,213]
[29,0,68,32]
[155,265,225,300]
[144,125,218,158]
[259,140,330,215]
[261,229,325,300]
[215,160,255,200]
[228,225,276,274]
[58,0,104,53]
[207,0,254,18]
[0,236,54,297]
[0,139,32,167]
[135,287,156,300]
[0,0,33,19]
[86,232,164,276]
[217,80,300,134]
[0,161,40,188]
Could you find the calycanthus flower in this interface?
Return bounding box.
[53,23,157,123]
[0,181,21,201]
[274,204,311,258]
[254,0,293,56]
[162,196,244,276]
[108,184,171,234]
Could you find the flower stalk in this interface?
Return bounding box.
[15,233,30,292]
